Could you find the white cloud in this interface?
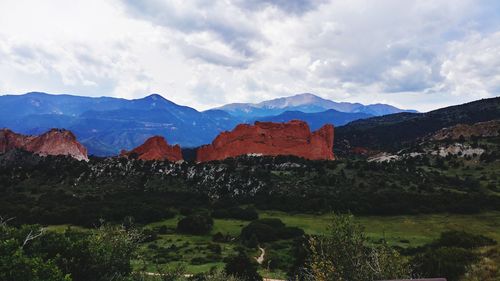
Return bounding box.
[0,0,499,111]
[439,32,500,98]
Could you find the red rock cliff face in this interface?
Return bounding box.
[196,120,334,162]
[120,136,183,162]
[0,128,88,161]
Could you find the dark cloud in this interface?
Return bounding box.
[183,44,252,68]
[119,0,261,61]
[235,0,326,14]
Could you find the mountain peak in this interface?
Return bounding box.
[290,93,324,99]
[143,93,165,101]
[258,93,328,108]
[215,93,416,118]
[135,93,184,109]
[289,93,321,99]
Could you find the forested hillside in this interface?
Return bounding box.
[336,96,500,152]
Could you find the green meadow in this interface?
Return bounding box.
[46,211,500,277]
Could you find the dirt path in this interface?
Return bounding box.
[145,246,283,280]
[255,245,265,264]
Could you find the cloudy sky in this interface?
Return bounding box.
[0,0,499,111]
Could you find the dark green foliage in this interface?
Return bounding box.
[211,207,258,221]
[207,243,222,255]
[0,223,139,281]
[412,247,477,281]
[240,220,281,243]
[224,252,263,281]
[0,239,69,281]
[240,218,304,243]
[1,132,500,230]
[335,96,500,152]
[141,228,159,243]
[0,152,205,227]
[406,230,497,281]
[246,234,259,248]
[433,230,497,249]
[177,214,214,235]
[303,214,411,281]
[212,232,226,243]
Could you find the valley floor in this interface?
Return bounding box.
[46,211,500,279]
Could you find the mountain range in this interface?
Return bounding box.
[0,92,415,155]
[215,93,417,118]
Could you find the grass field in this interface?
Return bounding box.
[260,211,500,248]
[47,211,500,278]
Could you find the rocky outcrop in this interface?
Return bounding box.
[196,120,334,162]
[0,128,88,161]
[120,136,183,162]
[431,120,500,141]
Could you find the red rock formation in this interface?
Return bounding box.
[0,128,88,161]
[120,136,183,162]
[0,129,33,153]
[196,120,334,162]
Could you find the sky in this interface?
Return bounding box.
[0,0,499,112]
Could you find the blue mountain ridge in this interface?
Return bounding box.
[254,110,373,130]
[0,92,414,156]
[214,93,416,118]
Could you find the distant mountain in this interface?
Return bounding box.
[255,109,373,130]
[0,92,421,156]
[213,93,416,118]
[0,92,242,155]
[336,96,500,152]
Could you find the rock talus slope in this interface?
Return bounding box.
[196,120,334,162]
[431,120,500,140]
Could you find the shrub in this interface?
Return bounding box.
[1,223,140,281]
[241,221,279,242]
[305,213,411,281]
[240,218,304,243]
[212,232,226,243]
[0,239,70,281]
[154,225,173,235]
[280,227,305,240]
[177,214,214,235]
[412,247,477,281]
[207,243,222,255]
[141,228,158,242]
[433,230,496,249]
[212,207,259,221]
[224,253,262,281]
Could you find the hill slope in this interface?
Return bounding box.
[336,96,500,151]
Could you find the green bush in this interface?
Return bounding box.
[305,213,411,281]
[177,214,214,235]
[240,218,304,243]
[212,207,258,221]
[433,230,496,249]
[224,252,262,281]
[0,239,70,281]
[412,247,477,281]
[1,223,140,281]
